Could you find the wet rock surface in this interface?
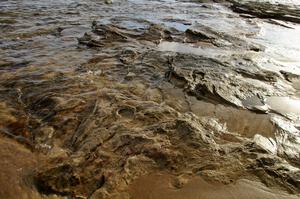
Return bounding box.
[230,0,300,24]
[0,0,300,198]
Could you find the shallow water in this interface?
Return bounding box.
[1,0,300,73]
[1,0,300,198]
[243,0,300,5]
[190,98,276,138]
[267,96,300,117]
[157,41,254,58]
[129,173,299,199]
[250,22,300,74]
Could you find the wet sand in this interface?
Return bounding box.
[0,137,39,199]
[129,173,299,199]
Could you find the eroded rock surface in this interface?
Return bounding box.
[0,0,300,198]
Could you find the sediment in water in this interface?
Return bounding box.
[0,0,300,198]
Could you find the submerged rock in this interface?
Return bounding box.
[0,0,300,198]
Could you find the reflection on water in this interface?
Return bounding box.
[250,22,300,74]
[158,42,210,56]
[161,85,276,138]
[157,41,243,58]
[243,95,300,121]
[189,97,276,138]
[266,96,300,117]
